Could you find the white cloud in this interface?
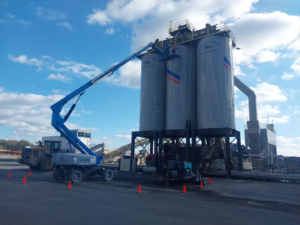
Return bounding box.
[0,87,4,93]
[234,65,245,76]
[81,110,93,114]
[57,22,73,30]
[281,72,297,80]
[231,11,300,65]
[42,55,52,59]
[291,57,300,74]
[6,13,31,26]
[64,122,97,132]
[8,54,102,81]
[288,38,300,52]
[47,74,71,83]
[17,20,31,26]
[276,136,300,156]
[50,61,101,79]
[236,103,289,124]
[235,82,288,123]
[256,50,280,63]
[36,7,66,20]
[52,89,70,95]
[106,60,141,88]
[86,1,300,72]
[0,92,64,137]
[115,134,131,142]
[87,0,257,44]
[102,137,113,144]
[7,13,15,19]
[251,82,287,103]
[87,10,111,25]
[8,54,44,67]
[0,20,8,23]
[105,27,114,34]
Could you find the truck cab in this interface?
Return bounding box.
[22,140,62,171]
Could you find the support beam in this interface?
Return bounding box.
[237,131,242,172]
[130,132,136,158]
[225,129,231,178]
[150,138,153,154]
[158,131,163,169]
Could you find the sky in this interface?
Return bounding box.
[0,0,299,156]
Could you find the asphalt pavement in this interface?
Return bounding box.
[1,155,299,225]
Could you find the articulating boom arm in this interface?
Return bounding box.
[50,42,177,165]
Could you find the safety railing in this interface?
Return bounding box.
[168,20,196,34]
[136,23,236,55]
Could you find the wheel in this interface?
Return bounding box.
[40,156,53,172]
[53,170,64,181]
[103,169,114,181]
[69,170,83,183]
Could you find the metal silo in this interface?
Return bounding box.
[197,34,235,129]
[139,53,167,131]
[166,44,197,130]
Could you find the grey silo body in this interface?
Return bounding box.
[166,44,197,130]
[139,53,167,131]
[197,34,235,129]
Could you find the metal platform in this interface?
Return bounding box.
[130,127,242,178]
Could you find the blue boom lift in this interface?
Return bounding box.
[51,43,178,183]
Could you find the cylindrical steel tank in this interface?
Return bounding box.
[139,53,167,131]
[166,44,197,130]
[197,34,235,129]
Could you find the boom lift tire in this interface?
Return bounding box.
[40,156,53,171]
[70,170,83,183]
[53,170,64,181]
[103,169,114,181]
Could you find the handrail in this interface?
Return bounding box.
[138,23,236,56]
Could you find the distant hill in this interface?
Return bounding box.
[0,139,33,151]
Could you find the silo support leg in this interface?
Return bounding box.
[225,130,231,178]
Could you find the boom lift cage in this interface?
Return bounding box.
[130,127,242,178]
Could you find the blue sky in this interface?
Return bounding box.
[0,0,299,156]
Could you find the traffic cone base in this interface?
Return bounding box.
[29,171,32,177]
[200,181,203,189]
[182,185,186,193]
[22,176,26,184]
[7,172,11,178]
[208,178,211,184]
[68,181,72,189]
[137,184,141,193]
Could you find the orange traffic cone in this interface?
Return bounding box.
[28,171,31,177]
[182,185,186,193]
[137,184,141,193]
[200,181,203,189]
[7,172,11,178]
[68,181,72,189]
[22,176,26,184]
[208,178,211,184]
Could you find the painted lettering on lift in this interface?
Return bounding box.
[79,158,90,162]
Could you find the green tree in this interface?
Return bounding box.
[0,139,33,151]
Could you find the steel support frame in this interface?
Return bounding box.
[130,128,241,178]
